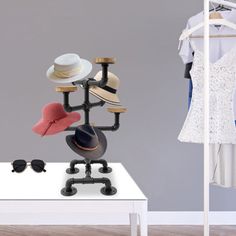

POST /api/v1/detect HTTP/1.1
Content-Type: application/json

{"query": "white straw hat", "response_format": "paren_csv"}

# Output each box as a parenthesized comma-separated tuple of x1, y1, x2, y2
(89, 71, 121, 105)
(47, 53, 92, 83)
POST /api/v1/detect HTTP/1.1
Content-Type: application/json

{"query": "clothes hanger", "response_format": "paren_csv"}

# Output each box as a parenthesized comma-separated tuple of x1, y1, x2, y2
(209, 2, 224, 19)
(209, 3, 231, 11)
(209, 1, 231, 15)
(179, 18, 236, 40)
(210, 0, 236, 9)
(179, 0, 236, 40)
(179, 19, 236, 40)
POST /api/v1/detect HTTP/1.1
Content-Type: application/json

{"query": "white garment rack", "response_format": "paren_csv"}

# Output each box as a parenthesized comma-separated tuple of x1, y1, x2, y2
(204, 1, 236, 236)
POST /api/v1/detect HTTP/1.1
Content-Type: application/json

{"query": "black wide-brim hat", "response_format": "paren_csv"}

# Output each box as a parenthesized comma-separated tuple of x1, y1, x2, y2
(66, 126, 107, 159)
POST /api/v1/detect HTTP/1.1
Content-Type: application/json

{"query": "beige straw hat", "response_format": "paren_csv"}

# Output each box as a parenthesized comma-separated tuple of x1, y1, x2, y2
(89, 71, 121, 105)
(47, 53, 92, 84)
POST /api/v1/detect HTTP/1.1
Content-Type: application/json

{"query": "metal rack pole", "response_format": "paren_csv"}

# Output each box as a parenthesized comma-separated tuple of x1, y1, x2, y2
(204, 0, 210, 235)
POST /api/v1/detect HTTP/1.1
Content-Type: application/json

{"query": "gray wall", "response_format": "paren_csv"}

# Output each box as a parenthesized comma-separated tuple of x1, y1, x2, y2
(0, 0, 236, 211)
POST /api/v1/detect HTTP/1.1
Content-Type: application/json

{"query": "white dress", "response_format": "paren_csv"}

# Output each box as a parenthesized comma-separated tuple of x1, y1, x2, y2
(178, 43, 236, 143)
(179, 10, 236, 118)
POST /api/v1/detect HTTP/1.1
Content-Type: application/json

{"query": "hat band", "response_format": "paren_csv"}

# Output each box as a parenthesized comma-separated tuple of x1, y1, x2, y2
(73, 139, 98, 151)
(41, 120, 56, 137)
(103, 85, 117, 94)
(53, 66, 81, 78)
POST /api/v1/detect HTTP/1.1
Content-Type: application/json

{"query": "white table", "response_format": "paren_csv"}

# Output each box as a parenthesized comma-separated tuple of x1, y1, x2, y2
(0, 162, 147, 236)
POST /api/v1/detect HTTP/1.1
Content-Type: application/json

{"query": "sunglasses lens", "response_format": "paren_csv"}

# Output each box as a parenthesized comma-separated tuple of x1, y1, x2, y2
(31, 159, 45, 172)
(12, 159, 27, 173)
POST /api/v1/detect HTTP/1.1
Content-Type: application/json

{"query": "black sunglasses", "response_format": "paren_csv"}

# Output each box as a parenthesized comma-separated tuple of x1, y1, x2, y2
(11, 159, 46, 173)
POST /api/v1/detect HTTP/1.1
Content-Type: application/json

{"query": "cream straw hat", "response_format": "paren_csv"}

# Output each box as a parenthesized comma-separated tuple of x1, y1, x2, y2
(47, 53, 92, 84)
(89, 71, 121, 105)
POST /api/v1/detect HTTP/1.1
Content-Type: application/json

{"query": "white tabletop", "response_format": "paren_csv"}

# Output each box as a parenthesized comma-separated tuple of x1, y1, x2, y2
(0, 163, 146, 200)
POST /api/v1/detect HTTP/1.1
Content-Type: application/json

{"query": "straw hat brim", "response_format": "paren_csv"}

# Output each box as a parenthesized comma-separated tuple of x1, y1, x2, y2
(32, 112, 81, 136)
(66, 127, 107, 159)
(47, 59, 92, 84)
(89, 86, 121, 105)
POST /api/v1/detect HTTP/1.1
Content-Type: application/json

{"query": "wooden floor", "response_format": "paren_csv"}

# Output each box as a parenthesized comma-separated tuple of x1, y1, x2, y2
(0, 226, 236, 236)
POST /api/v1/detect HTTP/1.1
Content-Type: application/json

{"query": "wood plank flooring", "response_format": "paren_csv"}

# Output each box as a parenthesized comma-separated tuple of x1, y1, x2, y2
(0, 225, 236, 236)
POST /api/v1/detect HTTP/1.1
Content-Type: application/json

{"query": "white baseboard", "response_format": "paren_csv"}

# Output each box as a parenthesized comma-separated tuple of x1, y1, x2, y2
(148, 211, 236, 225)
(1, 212, 236, 225)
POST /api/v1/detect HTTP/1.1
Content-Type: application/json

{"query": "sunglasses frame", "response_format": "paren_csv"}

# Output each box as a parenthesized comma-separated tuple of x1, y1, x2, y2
(11, 159, 46, 173)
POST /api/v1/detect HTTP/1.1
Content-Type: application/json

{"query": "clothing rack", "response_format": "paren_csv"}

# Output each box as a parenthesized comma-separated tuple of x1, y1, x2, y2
(178, 1, 236, 234)
(204, 1, 236, 235)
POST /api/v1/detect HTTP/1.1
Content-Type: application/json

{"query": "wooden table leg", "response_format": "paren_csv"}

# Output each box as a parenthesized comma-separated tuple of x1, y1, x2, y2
(129, 213, 138, 236)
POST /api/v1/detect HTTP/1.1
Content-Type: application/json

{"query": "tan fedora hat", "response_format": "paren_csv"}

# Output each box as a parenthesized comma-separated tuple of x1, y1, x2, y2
(89, 71, 121, 105)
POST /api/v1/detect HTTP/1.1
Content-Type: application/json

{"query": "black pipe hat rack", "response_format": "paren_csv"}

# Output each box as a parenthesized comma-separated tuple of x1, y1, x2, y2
(57, 57, 127, 196)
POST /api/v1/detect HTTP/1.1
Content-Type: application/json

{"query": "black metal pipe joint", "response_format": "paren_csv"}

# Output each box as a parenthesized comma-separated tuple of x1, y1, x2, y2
(70, 159, 85, 170)
(63, 92, 84, 112)
(65, 177, 112, 192)
(86, 64, 109, 88)
(90, 159, 108, 168)
(63, 92, 105, 113)
(67, 159, 112, 175)
(95, 113, 120, 131)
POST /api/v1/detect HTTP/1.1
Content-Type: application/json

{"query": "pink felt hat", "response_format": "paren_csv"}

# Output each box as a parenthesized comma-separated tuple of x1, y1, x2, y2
(32, 103, 81, 136)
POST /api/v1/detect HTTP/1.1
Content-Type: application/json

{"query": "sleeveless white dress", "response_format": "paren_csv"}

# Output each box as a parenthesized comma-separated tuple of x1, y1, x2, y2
(178, 44, 236, 144)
